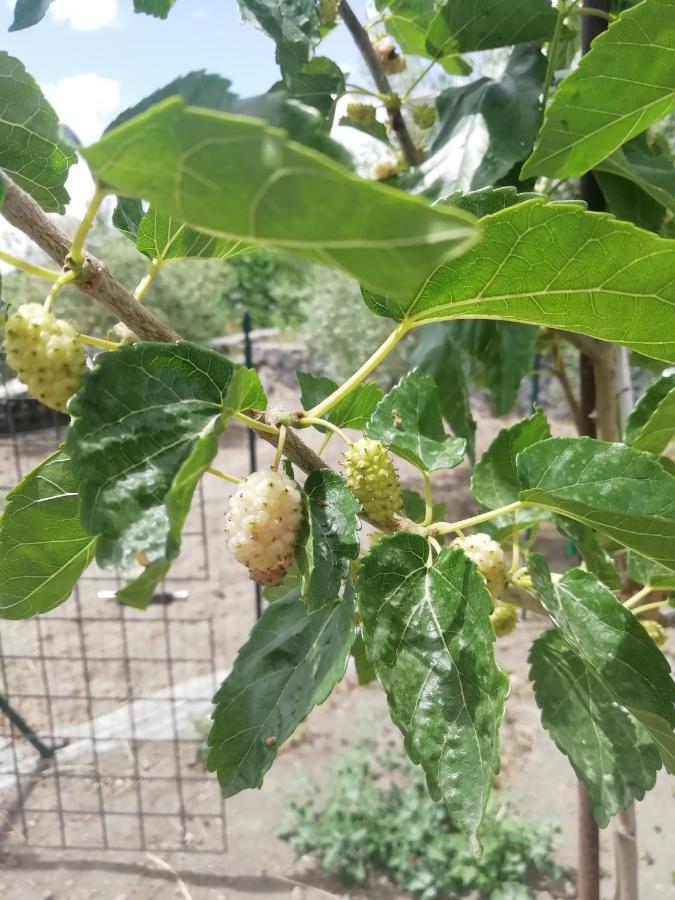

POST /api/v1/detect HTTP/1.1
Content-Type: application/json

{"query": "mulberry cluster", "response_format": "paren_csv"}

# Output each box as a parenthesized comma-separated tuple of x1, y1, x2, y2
(343, 437, 402, 523)
(490, 603, 519, 637)
(373, 36, 407, 74)
(319, 0, 339, 26)
(641, 619, 667, 647)
(3, 303, 86, 413)
(412, 104, 437, 129)
(347, 102, 376, 126)
(453, 532, 507, 600)
(225, 469, 303, 586)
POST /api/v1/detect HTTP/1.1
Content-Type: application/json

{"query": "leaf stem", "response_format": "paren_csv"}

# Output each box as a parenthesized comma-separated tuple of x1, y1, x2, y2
(623, 584, 653, 609)
(573, 6, 614, 21)
(510, 523, 521, 572)
(273, 425, 287, 470)
(541, 0, 570, 109)
(77, 333, 120, 351)
(318, 431, 334, 456)
(43, 269, 78, 313)
(401, 56, 438, 102)
(298, 416, 351, 445)
(233, 411, 279, 435)
(207, 467, 241, 485)
(69, 188, 107, 269)
(134, 259, 162, 303)
(0, 250, 60, 281)
(422, 471, 434, 526)
(431, 501, 526, 536)
(307, 322, 409, 420)
(631, 599, 668, 617)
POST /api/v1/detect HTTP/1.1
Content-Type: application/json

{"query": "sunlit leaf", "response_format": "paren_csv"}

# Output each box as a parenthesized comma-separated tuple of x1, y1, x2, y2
(624, 372, 675, 455)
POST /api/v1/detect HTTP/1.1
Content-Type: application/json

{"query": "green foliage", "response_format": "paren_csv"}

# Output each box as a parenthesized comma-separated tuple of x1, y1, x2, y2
(296, 470, 360, 610)
(8, 0, 50, 31)
(426, 0, 556, 55)
(297, 372, 383, 431)
(517, 437, 675, 569)
(283, 740, 561, 898)
(522, 0, 675, 179)
(357, 535, 509, 844)
(134, 0, 177, 17)
(82, 98, 478, 298)
(0, 51, 76, 212)
(365, 200, 675, 363)
(236, 0, 320, 79)
(0, 451, 95, 619)
(208, 591, 355, 796)
(365, 369, 466, 472)
(67, 343, 264, 607)
(624, 371, 675, 454)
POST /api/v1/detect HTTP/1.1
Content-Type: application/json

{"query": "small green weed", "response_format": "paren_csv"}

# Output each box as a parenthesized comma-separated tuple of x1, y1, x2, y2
(281, 739, 562, 899)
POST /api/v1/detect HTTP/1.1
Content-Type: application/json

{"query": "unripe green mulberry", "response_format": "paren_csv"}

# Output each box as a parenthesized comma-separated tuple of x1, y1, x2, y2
(412, 104, 436, 129)
(343, 438, 402, 523)
(225, 469, 303, 586)
(3, 303, 86, 414)
(347, 102, 376, 126)
(319, 0, 339, 26)
(641, 619, 667, 647)
(453, 532, 507, 600)
(490, 603, 519, 637)
(373, 36, 407, 74)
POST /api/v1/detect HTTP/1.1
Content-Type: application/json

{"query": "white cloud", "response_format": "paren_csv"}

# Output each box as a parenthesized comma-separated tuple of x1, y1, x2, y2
(50, 0, 118, 31)
(44, 74, 121, 215)
(44, 73, 121, 145)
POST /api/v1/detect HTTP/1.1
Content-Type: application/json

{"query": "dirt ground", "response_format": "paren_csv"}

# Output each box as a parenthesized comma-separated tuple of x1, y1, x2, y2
(0, 380, 674, 899)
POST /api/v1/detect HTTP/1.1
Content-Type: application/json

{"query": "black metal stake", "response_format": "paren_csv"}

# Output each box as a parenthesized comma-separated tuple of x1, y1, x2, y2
(0, 692, 55, 760)
(243, 313, 263, 620)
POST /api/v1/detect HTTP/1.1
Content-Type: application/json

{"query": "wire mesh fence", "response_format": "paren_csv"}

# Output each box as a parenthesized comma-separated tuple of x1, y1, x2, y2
(0, 328, 264, 856)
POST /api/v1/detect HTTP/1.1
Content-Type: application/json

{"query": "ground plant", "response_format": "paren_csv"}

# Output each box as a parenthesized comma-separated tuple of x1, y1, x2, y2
(283, 739, 562, 899)
(0, 1, 673, 899)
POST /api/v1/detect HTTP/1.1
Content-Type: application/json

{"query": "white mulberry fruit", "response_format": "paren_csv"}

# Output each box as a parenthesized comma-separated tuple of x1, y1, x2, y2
(373, 158, 400, 181)
(225, 469, 303, 586)
(641, 619, 667, 647)
(490, 603, 519, 637)
(373, 36, 407, 74)
(343, 438, 402, 523)
(412, 104, 437, 129)
(3, 303, 86, 413)
(319, 0, 339, 26)
(453, 532, 507, 600)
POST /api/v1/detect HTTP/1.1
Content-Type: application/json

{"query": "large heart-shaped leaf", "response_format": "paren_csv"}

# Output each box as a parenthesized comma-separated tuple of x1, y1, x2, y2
(522, 0, 675, 179)
(0, 450, 96, 619)
(426, 0, 556, 55)
(207, 590, 355, 796)
(366, 369, 466, 472)
(82, 98, 478, 299)
(296, 470, 360, 611)
(357, 534, 509, 843)
(0, 51, 76, 212)
(517, 437, 675, 569)
(363, 201, 675, 363)
(529, 557, 675, 775)
(624, 372, 675, 455)
(472, 409, 550, 531)
(67, 342, 265, 608)
(529, 628, 661, 826)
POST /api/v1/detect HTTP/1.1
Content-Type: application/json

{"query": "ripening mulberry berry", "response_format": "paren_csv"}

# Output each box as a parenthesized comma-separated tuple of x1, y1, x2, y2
(373, 158, 400, 180)
(225, 469, 303, 586)
(343, 438, 402, 523)
(3, 303, 86, 414)
(453, 532, 507, 600)
(347, 102, 376, 126)
(641, 619, 667, 647)
(106, 322, 137, 345)
(373, 36, 407, 74)
(319, 0, 339, 26)
(412, 104, 436, 129)
(490, 603, 519, 637)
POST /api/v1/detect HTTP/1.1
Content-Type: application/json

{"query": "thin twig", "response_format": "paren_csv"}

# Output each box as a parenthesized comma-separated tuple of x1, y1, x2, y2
(551, 340, 584, 432)
(338, 0, 421, 168)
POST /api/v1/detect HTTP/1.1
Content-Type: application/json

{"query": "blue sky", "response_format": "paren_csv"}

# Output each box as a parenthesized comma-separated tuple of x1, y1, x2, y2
(1, 1, 364, 115)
